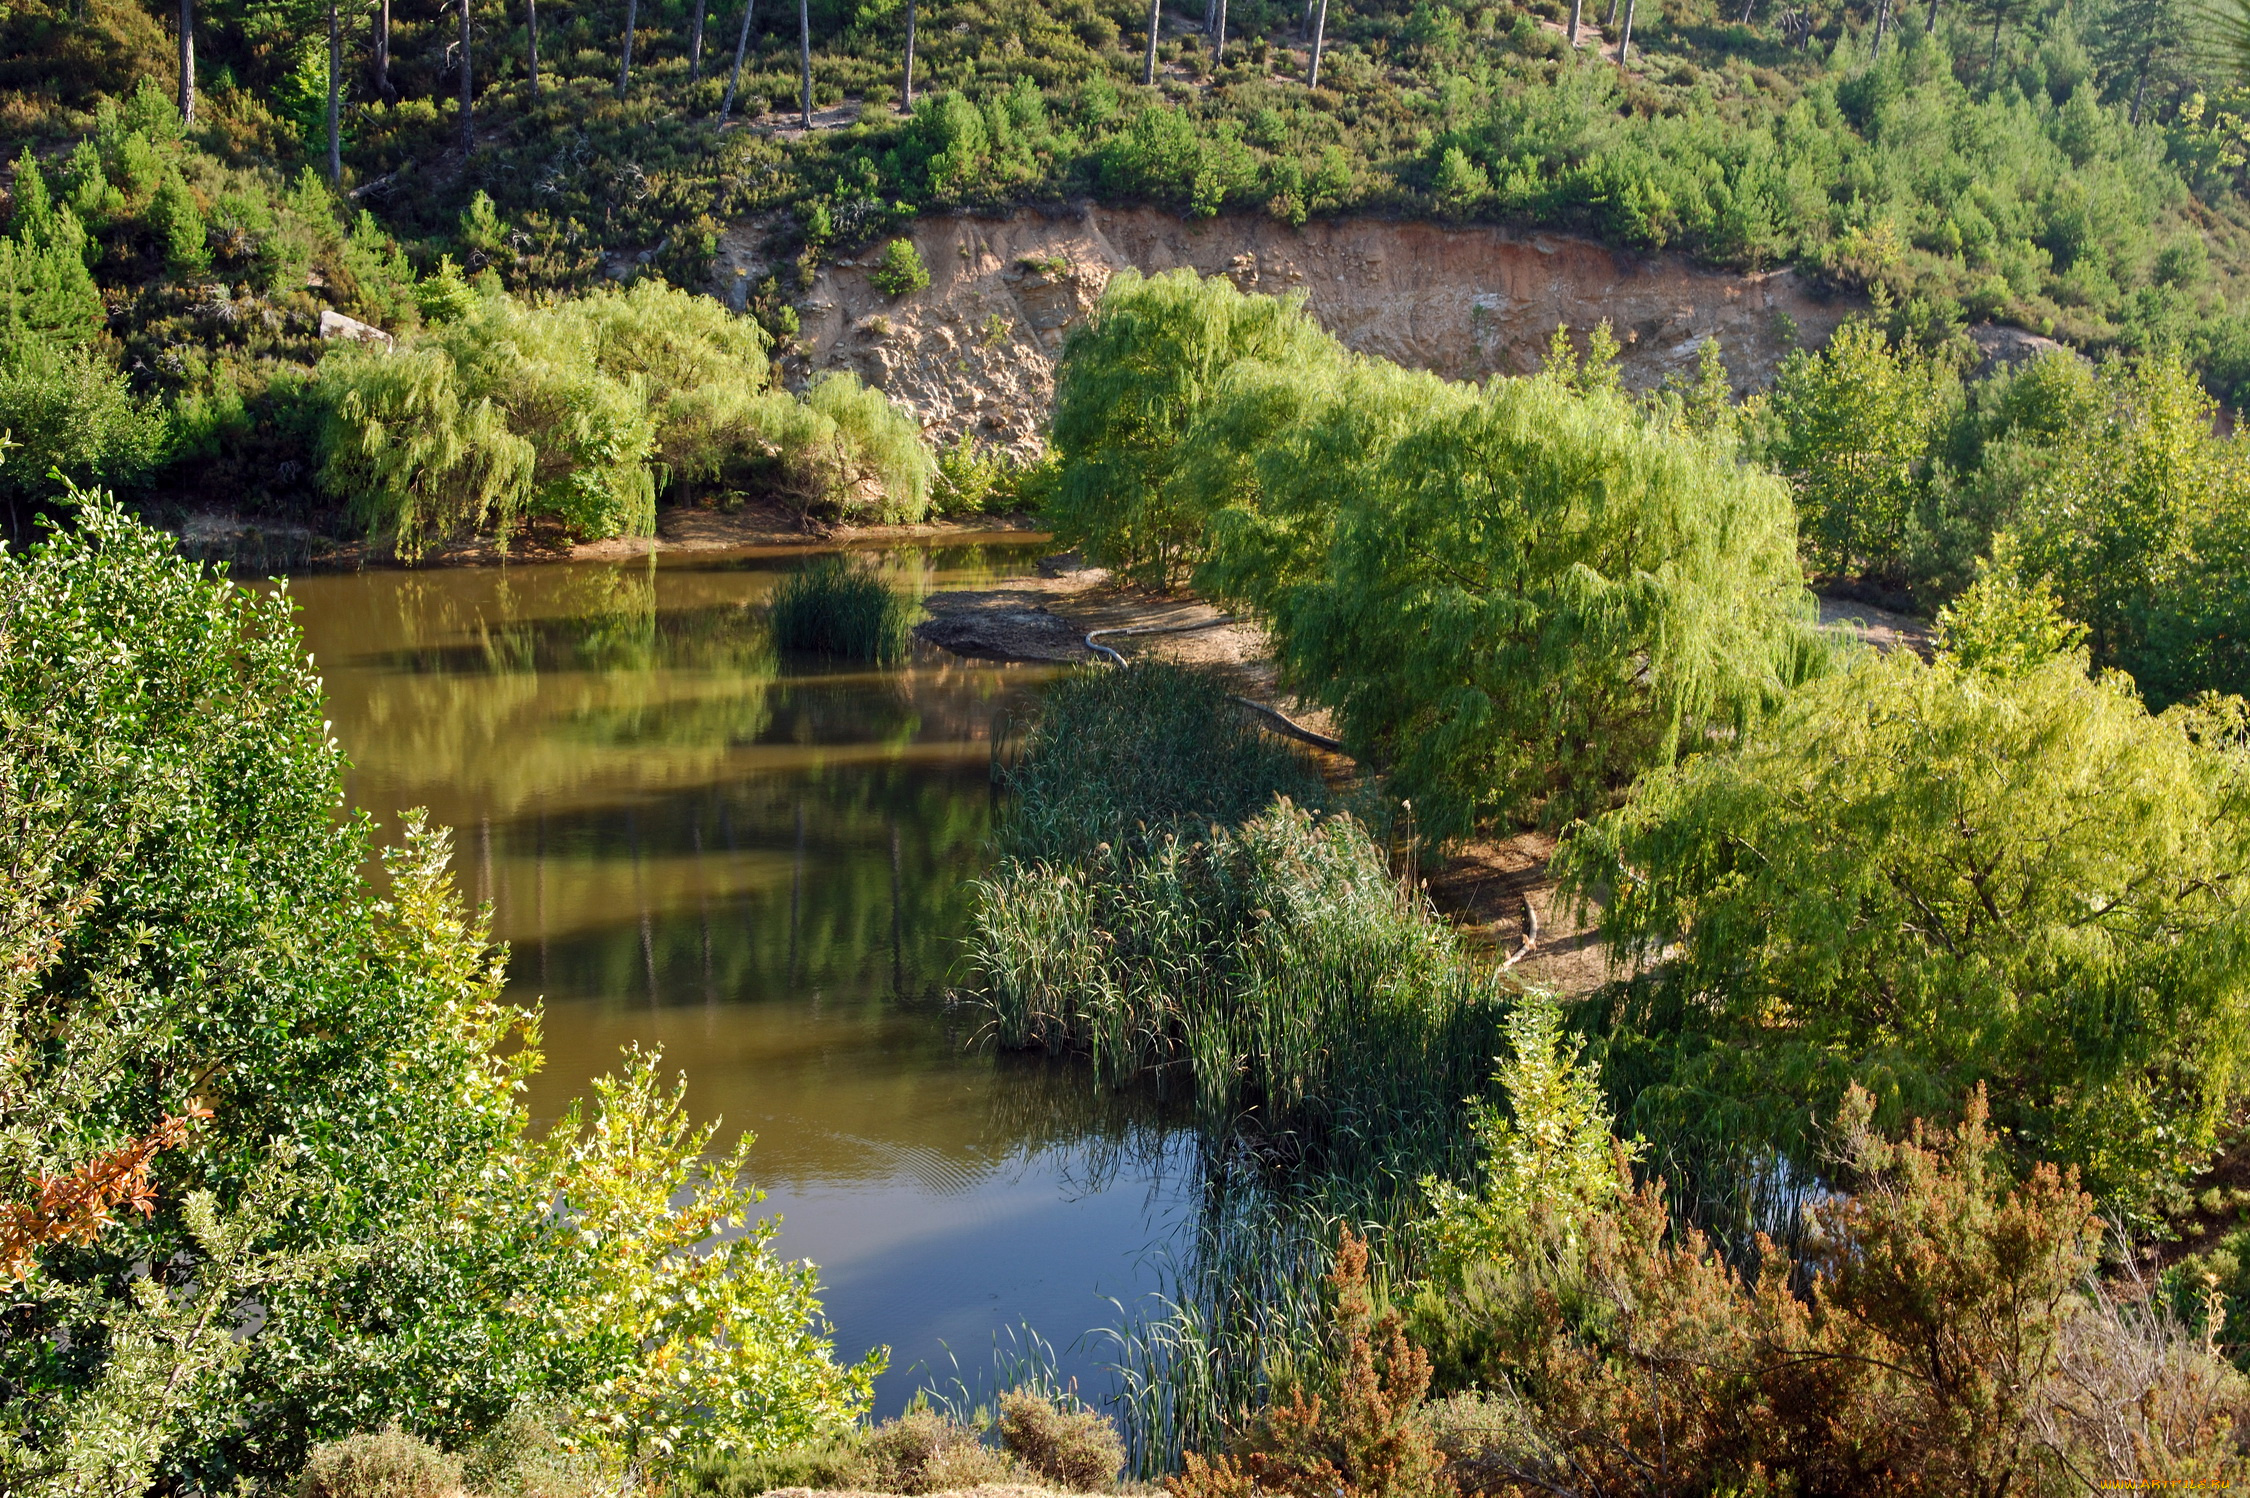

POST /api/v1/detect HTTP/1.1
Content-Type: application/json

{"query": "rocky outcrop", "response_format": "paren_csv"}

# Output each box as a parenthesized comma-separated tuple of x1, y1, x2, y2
(730, 206, 1862, 455)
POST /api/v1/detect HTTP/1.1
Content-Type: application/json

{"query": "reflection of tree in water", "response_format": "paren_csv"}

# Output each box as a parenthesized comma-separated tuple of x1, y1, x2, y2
(975, 1052, 1190, 1195)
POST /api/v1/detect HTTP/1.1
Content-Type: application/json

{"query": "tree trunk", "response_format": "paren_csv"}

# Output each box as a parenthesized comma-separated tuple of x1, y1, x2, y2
(459, 0, 474, 150)
(798, 0, 811, 128)
(1925, 0, 1938, 31)
(617, 0, 637, 93)
(1144, 0, 1161, 83)
(1738, 0, 1754, 24)
(690, 0, 707, 78)
(1307, 0, 1327, 84)
(1988, 5, 2003, 72)
(1212, 0, 1225, 63)
(178, 0, 195, 125)
(719, 0, 756, 118)
(902, 0, 916, 104)
(526, 0, 540, 98)
(2130, 44, 2153, 123)
(1871, 0, 1889, 54)
(1204, 0, 1216, 37)
(327, 0, 342, 181)
(1567, 0, 1581, 44)
(1602, 0, 1619, 30)
(1616, 0, 1634, 60)
(374, 0, 396, 100)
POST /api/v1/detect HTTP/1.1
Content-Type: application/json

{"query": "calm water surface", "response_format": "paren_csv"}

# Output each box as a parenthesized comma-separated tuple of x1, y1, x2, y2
(285, 540, 1191, 1410)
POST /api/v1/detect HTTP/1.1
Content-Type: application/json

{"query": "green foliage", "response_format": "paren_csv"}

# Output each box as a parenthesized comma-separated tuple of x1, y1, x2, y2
(0, 496, 877, 1483)
(2014, 353, 2250, 707)
(1557, 645, 2250, 1220)
(768, 556, 917, 662)
(969, 796, 1508, 1175)
(147, 170, 211, 278)
(1415, 991, 1628, 1283)
(321, 280, 930, 554)
(0, 337, 168, 508)
(869, 236, 933, 296)
(993, 660, 1332, 864)
(0, 157, 103, 347)
(295, 1428, 462, 1498)
(1047, 270, 1346, 588)
(1931, 534, 2087, 676)
(1763, 318, 1956, 584)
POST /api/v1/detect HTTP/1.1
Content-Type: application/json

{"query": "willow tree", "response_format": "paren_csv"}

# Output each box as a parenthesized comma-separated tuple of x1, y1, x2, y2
(1558, 640, 2250, 1223)
(1202, 367, 1824, 836)
(1047, 269, 1346, 587)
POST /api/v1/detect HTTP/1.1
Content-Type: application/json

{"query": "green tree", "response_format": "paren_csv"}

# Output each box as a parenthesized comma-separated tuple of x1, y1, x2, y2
(2016, 353, 2250, 708)
(1558, 646, 2250, 1221)
(1198, 361, 1827, 835)
(1047, 269, 1347, 587)
(0, 495, 877, 1483)
(1763, 319, 1954, 584)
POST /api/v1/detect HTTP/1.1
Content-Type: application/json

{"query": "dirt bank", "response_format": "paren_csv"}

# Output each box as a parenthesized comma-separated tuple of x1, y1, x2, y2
(719, 206, 1860, 455)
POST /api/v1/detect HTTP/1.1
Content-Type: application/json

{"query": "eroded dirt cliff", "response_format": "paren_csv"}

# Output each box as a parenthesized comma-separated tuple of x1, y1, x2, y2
(716, 206, 1861, 454)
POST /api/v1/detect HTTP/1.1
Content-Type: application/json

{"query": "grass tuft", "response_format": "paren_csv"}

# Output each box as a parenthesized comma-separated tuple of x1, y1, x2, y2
(770, 555, 918, 663)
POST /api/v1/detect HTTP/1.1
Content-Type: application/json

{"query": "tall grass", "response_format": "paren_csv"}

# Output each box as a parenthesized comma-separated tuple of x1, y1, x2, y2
(770, 556, 918, 663)
(997, 661, 1335, 863)
(967, 660, 1521, 1472)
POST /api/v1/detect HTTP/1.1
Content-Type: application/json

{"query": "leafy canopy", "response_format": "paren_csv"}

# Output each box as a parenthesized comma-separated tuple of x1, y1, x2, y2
(1558, 645, 2250, 1219)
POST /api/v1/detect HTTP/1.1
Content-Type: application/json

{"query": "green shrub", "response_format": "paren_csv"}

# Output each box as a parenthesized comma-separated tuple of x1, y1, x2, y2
(995, 660, 1331, 864)
(969, 797, 1507, 1173)
(295, 1428, 461, 1498)
(769, 555, 917, 662)
(869, 237, 932, 296)
(1192, 336, 1834, 837)
(146, 169, 210, 278)
(997, 1391, 1125, 1491)
(1047, 269, 1346, 588)
(0, 338, 168, 512)
(316, 279, 927, 555)
(683, 1432, 870, 1496)
(1558, 645, 2250, 1223)
(862, 1408, 1017, 1493)
(461, 1405, 605, 1498)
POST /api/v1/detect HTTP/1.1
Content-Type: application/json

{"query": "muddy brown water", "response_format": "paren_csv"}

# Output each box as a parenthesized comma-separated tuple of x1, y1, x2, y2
(283, 539, 1193, 1413)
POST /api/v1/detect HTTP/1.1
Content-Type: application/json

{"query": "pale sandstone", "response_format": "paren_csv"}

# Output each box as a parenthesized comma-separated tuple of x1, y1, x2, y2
(717, 206, 1861, 458)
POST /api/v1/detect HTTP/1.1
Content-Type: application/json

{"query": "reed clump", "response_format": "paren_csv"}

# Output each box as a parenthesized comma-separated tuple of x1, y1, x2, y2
(998, 660, 1334, 863)
(770, 556, 918, 663)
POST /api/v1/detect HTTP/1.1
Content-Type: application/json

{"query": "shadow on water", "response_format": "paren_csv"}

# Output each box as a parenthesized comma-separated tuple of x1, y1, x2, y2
(283, 540, 1204, 1412)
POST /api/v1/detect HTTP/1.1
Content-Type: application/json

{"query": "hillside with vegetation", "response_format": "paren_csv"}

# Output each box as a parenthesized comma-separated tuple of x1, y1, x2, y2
(1, 0, 2250, 547)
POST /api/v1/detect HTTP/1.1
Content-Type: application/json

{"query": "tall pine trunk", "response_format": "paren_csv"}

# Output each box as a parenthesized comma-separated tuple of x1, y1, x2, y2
(458, 0, 474, 149)
(719, 0, 756, 118)
(1307, 0, 1327, 84)
(374, 0, 396, 101)
(1144, 0, 1161, 83)
(902, 0, 916, 105)
(618, 0, 637, 93)
(798, 0, 811, 128)
(690, 0, 706, 78)
(1212, 0, 1225, 62)
(1871, 0, 1889, 53)
(1616, 0, 1634, 60)
(526, 0, 540, 98)
(1567, 0, 1581, 44)
(327, 0, 342, 181)
(1925, 0, 1939, 30)
(178, 0, 195, 125)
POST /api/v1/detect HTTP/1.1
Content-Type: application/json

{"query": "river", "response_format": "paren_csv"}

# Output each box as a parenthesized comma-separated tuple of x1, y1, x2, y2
(284, 538, 1192, 1414)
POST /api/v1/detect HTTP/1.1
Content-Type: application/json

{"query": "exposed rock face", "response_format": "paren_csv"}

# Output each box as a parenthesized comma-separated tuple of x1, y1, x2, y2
(318, 308, 395, 348)
(742, 205, 1862, 454)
